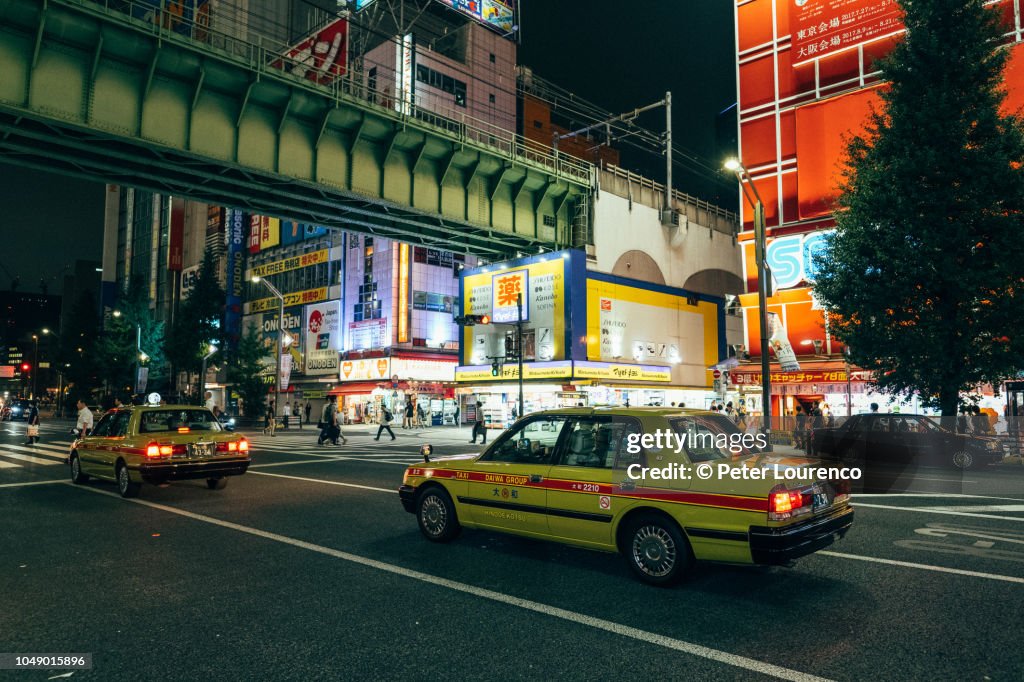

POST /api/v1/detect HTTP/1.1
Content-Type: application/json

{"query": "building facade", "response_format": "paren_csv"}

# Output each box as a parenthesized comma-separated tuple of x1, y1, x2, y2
(732, 0, 1024, 417)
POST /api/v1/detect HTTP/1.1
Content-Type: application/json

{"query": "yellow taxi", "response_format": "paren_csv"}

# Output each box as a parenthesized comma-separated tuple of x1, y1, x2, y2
(400, 407, 854, 585)
(69, 403, 251, 498)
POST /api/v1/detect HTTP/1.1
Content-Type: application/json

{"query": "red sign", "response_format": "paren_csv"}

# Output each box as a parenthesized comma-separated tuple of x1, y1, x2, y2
(730, 369, 872, 385)
(791, 0, 903, 66)
(276, 18, 348, 86)
(167, 198, 185, 271)
(712, 369, 722, 379)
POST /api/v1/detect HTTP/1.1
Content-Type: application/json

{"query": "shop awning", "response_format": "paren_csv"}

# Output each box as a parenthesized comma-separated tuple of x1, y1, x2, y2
(728, 362, 872, 387)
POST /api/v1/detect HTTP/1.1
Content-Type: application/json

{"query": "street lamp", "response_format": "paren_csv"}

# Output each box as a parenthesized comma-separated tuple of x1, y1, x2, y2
(725, 157, 773, 451)
(199, 343, 218, 406)
(113, 310, 148, 396)
(39, 328, 60, 407)
(252, 276, 285, 421)
(31, 334, 38, 400)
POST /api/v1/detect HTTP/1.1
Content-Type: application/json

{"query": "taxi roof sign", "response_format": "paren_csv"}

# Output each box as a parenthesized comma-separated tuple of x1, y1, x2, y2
(146, 392, 162, 406)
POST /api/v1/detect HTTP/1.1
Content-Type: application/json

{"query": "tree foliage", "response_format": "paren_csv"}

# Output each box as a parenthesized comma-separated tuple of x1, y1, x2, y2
(226, 325, 270, 418)
(164, 247, 225, 398)
(95, 276, 167, 398)
(813, 0, 1024, 415)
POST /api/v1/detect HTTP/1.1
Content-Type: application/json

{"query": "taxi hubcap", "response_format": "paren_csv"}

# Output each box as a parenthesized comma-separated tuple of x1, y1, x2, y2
(421, 495, 447, 535)
(953, 451, 972, 469)
(633, 525, 676, 577)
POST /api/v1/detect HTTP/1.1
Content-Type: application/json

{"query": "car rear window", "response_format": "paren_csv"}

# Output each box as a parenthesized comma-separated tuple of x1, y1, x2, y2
(139, 409, 222, 433)
(667, 415, 763, 461)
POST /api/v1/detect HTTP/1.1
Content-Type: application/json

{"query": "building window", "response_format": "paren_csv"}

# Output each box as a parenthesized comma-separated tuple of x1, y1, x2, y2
(489, 53, 496, 63)
(489, 93, 496, 104)
(543, 215, 556, 227)
(533, 120, 543, 129)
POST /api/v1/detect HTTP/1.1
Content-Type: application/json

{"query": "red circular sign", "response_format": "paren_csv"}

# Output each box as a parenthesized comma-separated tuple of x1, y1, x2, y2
(712, 369, 722, 379)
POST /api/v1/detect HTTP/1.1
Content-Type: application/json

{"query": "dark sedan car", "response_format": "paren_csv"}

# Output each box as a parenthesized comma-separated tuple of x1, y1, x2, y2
(810, 413, 1004, 472)
(3, 399, 33, 421)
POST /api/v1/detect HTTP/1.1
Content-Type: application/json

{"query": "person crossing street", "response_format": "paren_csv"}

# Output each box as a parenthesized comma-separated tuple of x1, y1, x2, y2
(374, 405, 396, 441)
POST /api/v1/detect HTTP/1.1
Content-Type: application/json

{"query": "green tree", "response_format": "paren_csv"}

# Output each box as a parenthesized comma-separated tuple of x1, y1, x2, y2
(165, 248, 225, 399)
(226, 325, 270, 419)
(96, 276, 167, 397)
(814, 0, 1024, 417)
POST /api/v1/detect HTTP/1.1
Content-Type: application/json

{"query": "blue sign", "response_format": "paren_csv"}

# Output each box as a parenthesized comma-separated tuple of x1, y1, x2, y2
(225, 208, 247, 351)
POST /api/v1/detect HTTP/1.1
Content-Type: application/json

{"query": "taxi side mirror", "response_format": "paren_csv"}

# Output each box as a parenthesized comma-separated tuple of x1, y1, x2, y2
(516, 438, 532, 453)
(420, 444, 432, 463)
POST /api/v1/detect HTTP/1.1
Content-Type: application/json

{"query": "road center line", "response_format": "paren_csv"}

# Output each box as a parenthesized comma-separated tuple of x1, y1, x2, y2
(852, 502, 1024, 522)
(852, 493, 1024, 501)
(65, 483, 831, 682)
(819, 551, 1024, 584)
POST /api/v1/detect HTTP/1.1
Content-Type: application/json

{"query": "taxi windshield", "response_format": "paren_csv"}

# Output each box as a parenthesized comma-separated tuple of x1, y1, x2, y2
(667, 415, 764, 462)
(139, 409, 222, 433)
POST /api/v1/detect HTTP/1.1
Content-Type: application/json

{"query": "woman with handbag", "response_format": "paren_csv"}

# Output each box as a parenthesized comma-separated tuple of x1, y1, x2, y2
(24, 401, 40, 445)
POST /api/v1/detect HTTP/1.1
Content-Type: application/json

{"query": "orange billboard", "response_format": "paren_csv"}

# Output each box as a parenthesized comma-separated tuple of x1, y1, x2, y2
(739, 287, 843, 359)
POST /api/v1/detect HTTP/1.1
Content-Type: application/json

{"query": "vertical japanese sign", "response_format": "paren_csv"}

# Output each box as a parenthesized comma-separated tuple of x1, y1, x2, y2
(398, 243, 410, 342)
(396, 33, 414, 114)
(167, 198, 185, 271)
(225, 208, 247, 351)
(304, 301, 341, 376)
(791, 0, 903, 66)
(491, 269, 529, 323)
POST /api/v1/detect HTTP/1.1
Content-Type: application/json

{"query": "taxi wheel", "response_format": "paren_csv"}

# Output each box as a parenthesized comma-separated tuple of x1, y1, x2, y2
(416, 486, 461, 542)
(70, 453, 89, 484)
(952, 450, 974, 470)
(116, 462, 141, 499)
(207, 477, 228, 490)
(624, 514, 690, 586)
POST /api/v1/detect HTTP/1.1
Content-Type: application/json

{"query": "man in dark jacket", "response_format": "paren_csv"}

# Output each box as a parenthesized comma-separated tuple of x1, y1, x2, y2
(469, 401, 487, 444)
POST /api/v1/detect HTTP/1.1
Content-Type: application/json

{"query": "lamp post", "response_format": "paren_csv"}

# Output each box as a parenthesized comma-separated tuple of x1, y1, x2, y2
(252, 276, 285, 421)
(40, 328, 60, 408)
(725, 158, 773, 451)
(112, 310, 148, 397)
(199, 343, 218, 406)
(31, 334, 39, 400)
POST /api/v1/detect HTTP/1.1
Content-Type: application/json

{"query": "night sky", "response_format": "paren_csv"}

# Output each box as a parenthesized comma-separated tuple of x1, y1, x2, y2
(0, 1, 738, 295)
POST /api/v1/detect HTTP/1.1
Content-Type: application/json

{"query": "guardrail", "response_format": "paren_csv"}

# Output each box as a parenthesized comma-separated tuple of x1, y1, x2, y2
(61, 0, 594, 186)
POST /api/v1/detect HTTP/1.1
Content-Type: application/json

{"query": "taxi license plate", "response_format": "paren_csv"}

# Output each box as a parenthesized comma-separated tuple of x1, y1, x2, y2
(188, 443, 214, 458)
(813, 490, 830, 510)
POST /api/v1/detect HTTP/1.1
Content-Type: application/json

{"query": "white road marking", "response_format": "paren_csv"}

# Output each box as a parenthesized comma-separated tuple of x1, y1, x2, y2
(0, 460, 21, 468)
(922, 505, 1024, 513)
(3, 443, 67, 458)
(0, 451, 61, 466)
(250, 458, 349, 468)
(852, 502, 1024, 522)
(819, 551, 1024, 584)
(853, 493, 1024, 501)
(248, 471, 396, 494)
(0, 479, 66, 488)
(67, 483, 832, 682)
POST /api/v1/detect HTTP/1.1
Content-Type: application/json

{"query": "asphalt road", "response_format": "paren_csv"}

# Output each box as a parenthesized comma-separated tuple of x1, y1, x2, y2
(1, 418, 1022, 681)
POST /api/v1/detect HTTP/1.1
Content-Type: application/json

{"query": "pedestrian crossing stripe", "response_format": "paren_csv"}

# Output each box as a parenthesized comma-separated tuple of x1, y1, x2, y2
(0, 450, 62, 465)
(0, 460, 20, 468)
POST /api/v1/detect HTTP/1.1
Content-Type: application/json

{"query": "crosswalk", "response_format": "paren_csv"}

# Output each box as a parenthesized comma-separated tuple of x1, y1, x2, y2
(0, 440, 70, 468)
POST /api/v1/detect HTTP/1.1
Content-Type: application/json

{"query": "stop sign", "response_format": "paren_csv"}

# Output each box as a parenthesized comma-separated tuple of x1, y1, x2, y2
(712, 369, 722, 379)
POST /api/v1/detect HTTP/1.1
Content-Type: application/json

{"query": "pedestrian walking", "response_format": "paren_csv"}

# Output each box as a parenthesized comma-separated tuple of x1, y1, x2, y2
(293, 401, 302, 429)
(24, 401, 40, 445)
(469, 401, 487, 444)
(76, 400, 94, 437)
(318, 400, 347, 445)
(304, 400, 312, 424)
(204, 391, 215, 411)
(374, 405, 396, 441)
(453, 404, 460, 427)
(282, 401, 291, 430)
(794, 405, 807, 450)
(264, 400, 276, 436)
(416, 401, 428, 429)
(403, 400, 413, 429)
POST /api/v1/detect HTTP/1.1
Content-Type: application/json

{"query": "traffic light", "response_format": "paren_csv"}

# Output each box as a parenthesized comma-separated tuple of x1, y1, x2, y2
(20, 363, 30, 372)
(490, 361, 501, 377)
(454, 314, 491, 326)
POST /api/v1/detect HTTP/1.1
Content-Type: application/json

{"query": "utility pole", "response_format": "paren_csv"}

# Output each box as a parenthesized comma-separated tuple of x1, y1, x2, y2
(664, 91, 672, 218)
(517, 292, 524, 420)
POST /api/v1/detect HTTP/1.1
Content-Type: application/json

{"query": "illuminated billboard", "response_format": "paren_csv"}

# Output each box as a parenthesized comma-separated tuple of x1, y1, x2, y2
(277, 18, 348, 85)
(790, 0, 903, 66)
(436, 0, 516, 34)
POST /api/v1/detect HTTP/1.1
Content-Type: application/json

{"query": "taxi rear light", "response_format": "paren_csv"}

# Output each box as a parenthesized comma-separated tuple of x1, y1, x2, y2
(177, 427, 190, 433)
(145, 443, 160, 458)
(768, 485, 804, 520)
(238, 439, 249, 452)
(159, 445, 173, 456)
(228, 442, 237, 452)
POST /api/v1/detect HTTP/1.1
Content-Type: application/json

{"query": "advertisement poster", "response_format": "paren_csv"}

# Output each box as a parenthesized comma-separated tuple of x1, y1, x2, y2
(767, 311, 801, 371)
(491, 269, 529, 323)
(791, 0, 903, 66)
(279, 353, 292, 392)
(349, 319, 389, 350)
(305, 301, 342, 376)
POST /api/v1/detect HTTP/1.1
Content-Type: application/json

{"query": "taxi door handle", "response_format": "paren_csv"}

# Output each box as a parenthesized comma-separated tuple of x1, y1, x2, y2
(530, 474, 543, 483)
